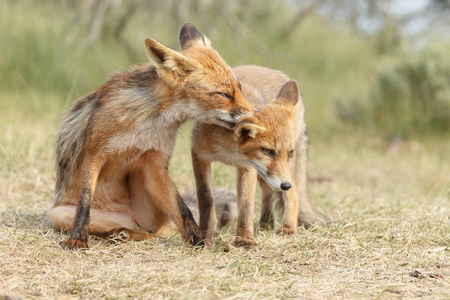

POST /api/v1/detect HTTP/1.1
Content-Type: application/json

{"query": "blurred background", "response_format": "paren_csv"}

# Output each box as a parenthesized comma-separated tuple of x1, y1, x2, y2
(1, 4, 448, 297)
(1, 0, 449, 140)
(1, 0, 449, 203)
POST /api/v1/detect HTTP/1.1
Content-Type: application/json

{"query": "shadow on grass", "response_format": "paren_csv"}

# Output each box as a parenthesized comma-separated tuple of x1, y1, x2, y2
(0, 210, 51, 231)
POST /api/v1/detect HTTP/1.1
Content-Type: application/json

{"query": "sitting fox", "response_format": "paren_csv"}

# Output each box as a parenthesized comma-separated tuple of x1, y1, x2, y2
(191, 65, 329, 248)
(46, 23, 254, 249)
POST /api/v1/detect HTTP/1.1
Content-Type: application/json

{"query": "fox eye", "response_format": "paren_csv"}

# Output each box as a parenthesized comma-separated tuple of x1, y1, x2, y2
(217, 92, 233, 100)
(288, 150, 295, 158)
(262, 148, 275, 157)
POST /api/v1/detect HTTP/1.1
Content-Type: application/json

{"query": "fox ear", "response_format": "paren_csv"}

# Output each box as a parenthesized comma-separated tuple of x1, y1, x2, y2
(179, 22, 210, 50)
(234, 119, 266, 143)
(145, 38, 198, 81)
(275, 80, 299, 107)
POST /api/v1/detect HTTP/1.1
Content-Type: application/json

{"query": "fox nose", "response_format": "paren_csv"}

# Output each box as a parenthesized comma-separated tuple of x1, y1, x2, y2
(280, 182, 292, 191)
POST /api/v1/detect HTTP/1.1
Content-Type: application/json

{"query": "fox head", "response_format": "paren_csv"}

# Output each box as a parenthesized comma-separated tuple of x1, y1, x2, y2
(233, 81, 300, 191)
(144, 23, 254, 129)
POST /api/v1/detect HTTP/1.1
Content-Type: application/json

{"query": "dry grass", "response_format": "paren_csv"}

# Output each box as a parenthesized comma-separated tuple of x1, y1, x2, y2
(1, 1, 448, 298)
(1, 93, 449, 299)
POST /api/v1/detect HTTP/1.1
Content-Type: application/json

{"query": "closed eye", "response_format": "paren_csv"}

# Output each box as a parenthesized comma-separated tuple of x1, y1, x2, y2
(217, 92, 233, 101)
(262, 148, 275, 157)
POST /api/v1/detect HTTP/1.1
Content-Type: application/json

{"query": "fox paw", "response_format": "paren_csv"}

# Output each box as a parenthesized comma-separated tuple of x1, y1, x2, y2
(277, 227, 297, 235)
(186, 228, 206, 247)
(234, 236, 256, 249)
(60, 238, 88, 250)
(108, 228, 155, 243)
(258, 221, 274, 231)
(204, 229, 219, 240)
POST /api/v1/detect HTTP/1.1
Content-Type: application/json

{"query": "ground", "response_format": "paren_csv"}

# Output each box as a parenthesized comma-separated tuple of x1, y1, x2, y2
(0, 110, 448, 298)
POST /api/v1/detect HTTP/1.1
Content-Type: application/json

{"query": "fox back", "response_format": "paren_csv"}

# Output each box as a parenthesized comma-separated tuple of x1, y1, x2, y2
(53, 25, 255, 206)
(191, 66, 328, 242)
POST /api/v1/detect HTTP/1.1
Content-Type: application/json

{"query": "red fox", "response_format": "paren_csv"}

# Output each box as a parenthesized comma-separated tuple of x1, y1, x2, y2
(46, 23, 254, 249)
(191, 65, 329, 248)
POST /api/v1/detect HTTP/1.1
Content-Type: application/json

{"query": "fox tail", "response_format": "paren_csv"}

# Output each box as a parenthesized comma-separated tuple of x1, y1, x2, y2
(182, 187, 237, 228)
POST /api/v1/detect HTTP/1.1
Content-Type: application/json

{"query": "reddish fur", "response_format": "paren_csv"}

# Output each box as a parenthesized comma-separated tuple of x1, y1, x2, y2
(47, 23, 254, 249)
(191, 65, 329, 247)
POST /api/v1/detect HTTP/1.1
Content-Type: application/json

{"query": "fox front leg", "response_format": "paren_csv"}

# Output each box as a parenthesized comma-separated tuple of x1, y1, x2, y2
(192, 152, 217, 239)
(61, 155, 103, 250)
(176, 192, 206, 246)
(235, 167, 257, 248)
(278, 185, 299, 235)
(141, 150, 205, 246)
(61, 187, 91, 249)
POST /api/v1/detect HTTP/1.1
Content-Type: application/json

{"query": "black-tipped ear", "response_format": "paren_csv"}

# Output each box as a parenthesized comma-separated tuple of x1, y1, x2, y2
(276, 80, 299, 107)
(180, 22, 209, 50)
(234, 119, 266, 143)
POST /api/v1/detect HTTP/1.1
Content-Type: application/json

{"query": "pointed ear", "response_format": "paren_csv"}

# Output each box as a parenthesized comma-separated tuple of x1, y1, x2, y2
(234, 119, 266, 143)
(275, 80, 299, 107)
(145, 38, 198, 80)
(179, 22, 210, 50)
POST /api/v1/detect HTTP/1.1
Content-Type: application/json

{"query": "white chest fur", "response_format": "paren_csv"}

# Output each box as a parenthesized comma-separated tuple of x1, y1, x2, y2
(104, 89, 187, 156)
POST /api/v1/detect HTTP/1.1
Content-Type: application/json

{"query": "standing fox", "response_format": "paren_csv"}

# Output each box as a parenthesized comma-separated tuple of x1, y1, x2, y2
(46, 23, 254, 249)
(191, 65, 328, 248)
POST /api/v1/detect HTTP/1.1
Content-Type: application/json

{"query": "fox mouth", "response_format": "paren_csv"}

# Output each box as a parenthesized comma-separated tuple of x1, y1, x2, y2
(250, 161, 285, 191)
(262, 174, 284, 191)
(264, 177, 284, 191)
(214, 110, 253, 129)
(216, 118, 236, 129)
(214, 112, 238, 129)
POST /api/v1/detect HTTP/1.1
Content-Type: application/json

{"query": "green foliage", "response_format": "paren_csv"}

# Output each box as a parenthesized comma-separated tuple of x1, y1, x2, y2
(337, 44, 450, 138)
(0, 1, 135, 101)
(1, 0, 448, 139)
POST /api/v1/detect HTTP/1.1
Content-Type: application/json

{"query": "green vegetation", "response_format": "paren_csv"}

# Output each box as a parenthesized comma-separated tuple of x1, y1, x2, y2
(0, 0, 378, 138)
(1, 1, 448, 299)
(337, 43, 450, 138)
(3, 0, 447, 140)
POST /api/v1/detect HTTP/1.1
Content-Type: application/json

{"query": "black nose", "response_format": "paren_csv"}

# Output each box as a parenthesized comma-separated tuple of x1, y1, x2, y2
(280, 182, 292, 191)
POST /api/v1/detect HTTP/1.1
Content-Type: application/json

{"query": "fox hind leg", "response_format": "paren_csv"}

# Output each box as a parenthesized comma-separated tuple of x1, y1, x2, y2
(47, 205, 153, 243)
(258, 177, 277, 231)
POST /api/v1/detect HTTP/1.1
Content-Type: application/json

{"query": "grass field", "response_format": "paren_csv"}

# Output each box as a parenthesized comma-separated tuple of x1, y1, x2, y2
(1, 1, 449, 299)
(1, 97, 449, 298)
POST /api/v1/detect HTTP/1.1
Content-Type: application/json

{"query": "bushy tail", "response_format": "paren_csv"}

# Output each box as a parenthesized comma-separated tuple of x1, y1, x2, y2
(182, 187, 237, 228)
(54, 93, 98, 205)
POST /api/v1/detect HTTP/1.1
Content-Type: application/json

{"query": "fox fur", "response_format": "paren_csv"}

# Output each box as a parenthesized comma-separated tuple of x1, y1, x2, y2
(191, 65, 329, 248)
(46, 23, 254, 249)
(183, 187, 238, 229)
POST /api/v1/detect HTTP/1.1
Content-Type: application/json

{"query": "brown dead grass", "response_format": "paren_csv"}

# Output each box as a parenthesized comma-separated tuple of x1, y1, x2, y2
(0, 94, 449, 299)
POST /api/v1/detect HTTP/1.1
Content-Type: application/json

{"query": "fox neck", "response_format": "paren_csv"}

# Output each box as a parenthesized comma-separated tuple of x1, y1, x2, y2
(101, 66, 195, 156)
(139, 66, 203, 123)
(202, 126, 254, 168)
